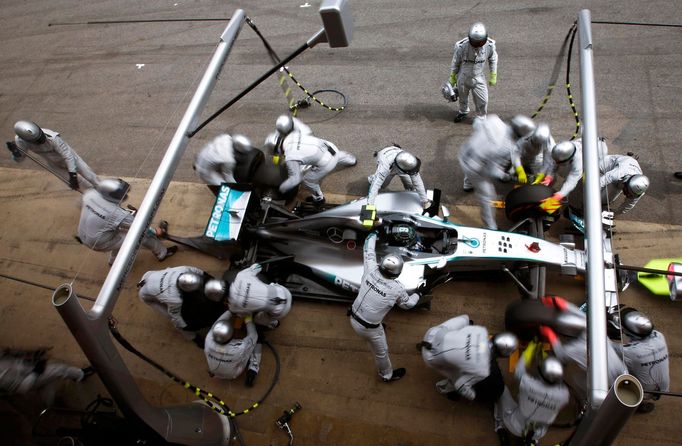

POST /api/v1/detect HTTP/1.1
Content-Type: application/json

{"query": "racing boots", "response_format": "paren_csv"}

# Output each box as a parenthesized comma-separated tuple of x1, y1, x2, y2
(382, 367, 406, 382)
(454, 112, 468, 123)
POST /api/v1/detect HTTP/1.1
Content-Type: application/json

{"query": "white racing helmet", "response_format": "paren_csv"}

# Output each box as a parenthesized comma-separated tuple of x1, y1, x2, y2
(204, 279, 228, 302)
(177, 273, 203, 292)
(491, 332, 518, 358)
(510, 115, 536, 140)
(468, 22, 488, 48)
(14, 120, 45, 143)
(552, 141, 577, 164)
(395, 151, 421, 175)
(379, 254, 404, 279)
(624, 174, 649, 198)
(275, 115, 294, 136)
(212, 320, 234, 344)
(538, 356, 564, 384)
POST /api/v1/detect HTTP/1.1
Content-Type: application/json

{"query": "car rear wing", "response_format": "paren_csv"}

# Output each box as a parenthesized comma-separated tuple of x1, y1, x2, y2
(204, 184, 253, 241)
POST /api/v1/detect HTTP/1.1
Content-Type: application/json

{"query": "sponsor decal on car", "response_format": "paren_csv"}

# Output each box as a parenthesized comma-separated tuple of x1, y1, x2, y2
(526, 242, 541, 253)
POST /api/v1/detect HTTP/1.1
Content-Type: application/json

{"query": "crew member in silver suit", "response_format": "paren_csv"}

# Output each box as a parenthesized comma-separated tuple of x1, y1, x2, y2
(348, 232, 420, 382)
(10, 120, 101, 190)
(204, 311, 258, 380)
(448, 22, 498, 122)
(77, 179, 176, 265)
(420, 314, 517, 403)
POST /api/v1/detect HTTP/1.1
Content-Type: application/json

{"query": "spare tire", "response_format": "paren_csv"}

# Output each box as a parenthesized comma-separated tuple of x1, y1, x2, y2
(504, 184, 555, 222)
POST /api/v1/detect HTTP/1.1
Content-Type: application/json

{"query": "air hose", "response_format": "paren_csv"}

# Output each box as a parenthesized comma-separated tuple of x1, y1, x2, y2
(245, 17, 347, 115)
(108, 317, 281, 418)
(529, 23, 581, 140)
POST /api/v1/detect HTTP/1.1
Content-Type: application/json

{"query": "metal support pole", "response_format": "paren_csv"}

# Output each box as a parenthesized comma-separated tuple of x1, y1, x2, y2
(577, 8, 609, 408)
(54, 10, 247, 445)
(569, 374, 643, 445)
(91, 9, 246, 318)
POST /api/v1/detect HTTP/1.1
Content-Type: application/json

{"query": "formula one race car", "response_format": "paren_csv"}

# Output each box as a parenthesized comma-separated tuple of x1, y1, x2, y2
(196, 181, 587, 303)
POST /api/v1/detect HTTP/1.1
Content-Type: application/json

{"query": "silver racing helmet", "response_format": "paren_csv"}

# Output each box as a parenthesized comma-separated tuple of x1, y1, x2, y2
(232, 134, 254, 154)
(204, 279, 228, 302)
(624, 174, 650, 198)
(552, 141, 577, 164)
(275, 114, 294, 136)
(177, 272, 203, 292)
(620, 308, 654, 338)
(98, 178, 129, 203)
(468, 22, 488, 48)
(14, 120, 46, 143)
(530, 123, 551, 147)
(395, 151, 421, 175)
(491, 332, 518, 358)
(212, 319, 234, 344)
(510, 115, 536, 140)
(379, 254, 404, 279)
(538, 356, 564, 384)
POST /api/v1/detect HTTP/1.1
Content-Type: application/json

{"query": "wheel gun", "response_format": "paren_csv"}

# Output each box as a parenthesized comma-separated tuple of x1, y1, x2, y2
(276, 402, 301, 445)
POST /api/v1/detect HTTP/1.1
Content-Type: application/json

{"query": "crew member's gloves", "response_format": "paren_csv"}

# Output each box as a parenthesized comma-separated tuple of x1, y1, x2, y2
(489, 72, 497, 86)
(68, 172, 80, 190)
(539, 192, 563, 214)
(248, 263, 263, 274)
(360, 204, 377, 229)
(540, 175, 553, 186)
(521, 340, 538, 366)
(449, 72, 458, 86)
(538, 325, 558, 346)
(515, 166, 528, 184)
(532, 173, 545, 185)
(5, 141, 25, 162)
(540, 295, 568, 311)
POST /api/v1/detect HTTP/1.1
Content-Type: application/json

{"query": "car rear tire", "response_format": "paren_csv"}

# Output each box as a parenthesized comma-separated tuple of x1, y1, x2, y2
(504, 184, 554, 222)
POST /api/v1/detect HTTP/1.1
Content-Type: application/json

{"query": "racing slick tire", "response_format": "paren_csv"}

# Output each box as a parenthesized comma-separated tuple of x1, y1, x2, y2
(504, 299, 585, 341)
(504, 184, 554, 222)
(234, 148, 265, 183)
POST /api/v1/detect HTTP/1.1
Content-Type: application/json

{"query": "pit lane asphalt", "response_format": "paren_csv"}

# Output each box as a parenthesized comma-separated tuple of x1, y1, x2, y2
(1, 0, 681, 225)
(0, 1, 681, 445)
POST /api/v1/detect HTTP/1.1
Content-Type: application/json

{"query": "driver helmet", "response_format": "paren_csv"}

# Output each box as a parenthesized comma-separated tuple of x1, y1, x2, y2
(211, 320, 234, 344)
(530, 123, 551, 147)
(491, 332, 518, 358)
(98, 178, 129, 203)
(623, 174, 649, 198)
(14, 120, 45, 143)
(538, 356, 564, 384)
(510, 115, 536, 140)
(275, 115, 294, 137)
(552, 141, 577, 164)
(204, 279, 228, 302)
(389, 223, 417, 246)
(395, 151, 421, 175)
(468, 22, 488, 48)
(177, 272, 203, 292)
(232, 134, 254, 154)
(379, 254, 404, 279)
